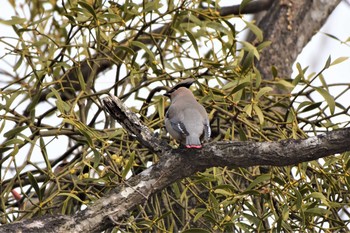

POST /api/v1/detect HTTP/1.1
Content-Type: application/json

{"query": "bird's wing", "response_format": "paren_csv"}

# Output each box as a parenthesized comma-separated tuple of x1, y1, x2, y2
(203, 119, 211, 141)
(166, 106, 189, 136)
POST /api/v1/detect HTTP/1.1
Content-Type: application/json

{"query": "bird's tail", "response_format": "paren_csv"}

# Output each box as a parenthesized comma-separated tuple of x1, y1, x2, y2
(186, 136, 202, 149)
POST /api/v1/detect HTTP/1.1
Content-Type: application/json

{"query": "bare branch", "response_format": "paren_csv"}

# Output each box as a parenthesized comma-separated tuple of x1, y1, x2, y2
(211, 0, 275, 16)
(102, 95, 170, 154)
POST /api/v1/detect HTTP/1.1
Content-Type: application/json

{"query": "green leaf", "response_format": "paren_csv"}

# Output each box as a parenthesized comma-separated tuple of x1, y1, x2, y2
(13, 56, 23, 71)
(130, 41, 155, 61)
(243, 104, 253, 117)
(185, 30, 199, 56)
(318, 74, 328, 92)
(323, 32, 342, 41)
(315, 87, 335, 114)
(229, 82, 251, 96)
(0, 16, 26, 25)
(0, 119, 5, 135)
(74, 68, 85, 91)
(254, 67, 262, 88)
(182, 229, 211, 233)
(323, 55, 331, 69)
(241, 50, 254, 72)
(292, 62, 306, 86)
(158, 97, 165, 119)
(4, 126, 28, 138)
(256, 41, 271, 51)
(63, 118, 94, 146)
(282, 205, 289, 221)
(298, 102, 322, 113)
(306, 192, 329, 206)
(202, 59, 222, 68)
(27, 172, 42, 201)
(296, 101, 314, 112)
(9, 144, 19, 157)
(330, 56, 349, 66)
(236, 222, 252, 232)
(277, 79, 295, 89)
(271, 66, 278, 78)
(304, 207, 332, 216)
(214, 189, 234, 197)
(193, 209, 207, 222)
(39, 137, 51, 171)
(180, 187, 189, 203)
(2, 138, 24, 147)
(242, 212, 261, 226)
(114, 45, 136, 56)
(246, 173, 271, 190)
(256, 87, 273, 100)
(63, 13, 76, 24)
(122, 151, 135, 179)
(295, 189, 302, 210)
(50, 87, 68, 114)
(253, 104, 264, 124)
(222, 19, 237, 41)
(57, 192, 88, 204)
(240, 41, 260, 60)
(244, 20, 263, 42)
(143, 1, 161, 12)
(78, 1, 97, 19)
(92, 148, 101, 169)
(238, 126, 247, 141)
(188, 14, 202, 26)
(29, 15, 52, 27)
(206, 21, 234, 43)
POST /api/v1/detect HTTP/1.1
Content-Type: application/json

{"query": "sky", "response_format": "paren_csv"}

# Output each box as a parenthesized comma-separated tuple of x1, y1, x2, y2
(292, 1, 350, 127)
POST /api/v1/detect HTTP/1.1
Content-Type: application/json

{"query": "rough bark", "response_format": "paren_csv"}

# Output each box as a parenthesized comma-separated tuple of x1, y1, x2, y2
(256, 0, 342, 80)
(102, 95, 170, 154)
(1, 96, 350, 233)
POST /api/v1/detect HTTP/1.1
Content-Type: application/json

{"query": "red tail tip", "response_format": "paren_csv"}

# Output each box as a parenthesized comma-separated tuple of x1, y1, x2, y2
(185, 145, 202, 149)
(11, 189, 22, 201)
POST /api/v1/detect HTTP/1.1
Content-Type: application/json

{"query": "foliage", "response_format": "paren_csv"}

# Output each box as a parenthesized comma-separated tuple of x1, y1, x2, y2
(0, 0, 350, 232)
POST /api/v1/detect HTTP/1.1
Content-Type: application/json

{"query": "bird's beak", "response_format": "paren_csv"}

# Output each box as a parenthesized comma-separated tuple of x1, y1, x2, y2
(164, 92, 170, 97)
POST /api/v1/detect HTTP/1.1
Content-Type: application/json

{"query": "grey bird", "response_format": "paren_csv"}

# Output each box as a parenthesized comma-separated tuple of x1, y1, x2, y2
(164, 86, 210, 148)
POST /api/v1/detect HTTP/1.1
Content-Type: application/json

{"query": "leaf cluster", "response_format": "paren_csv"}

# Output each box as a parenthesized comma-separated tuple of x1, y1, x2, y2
(0, 0, 350, 232)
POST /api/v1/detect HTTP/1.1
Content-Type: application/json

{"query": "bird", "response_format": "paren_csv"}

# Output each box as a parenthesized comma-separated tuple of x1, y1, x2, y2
(164, 86, 210, 148)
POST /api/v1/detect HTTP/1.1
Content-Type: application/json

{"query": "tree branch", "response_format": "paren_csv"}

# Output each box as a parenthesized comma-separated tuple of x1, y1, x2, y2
(33, 0, 276, 104)
(2, 97, 350, 233)
(256, 0, 342, 79)
(102, 95, 170, 154)
(212, 0, 274, 16)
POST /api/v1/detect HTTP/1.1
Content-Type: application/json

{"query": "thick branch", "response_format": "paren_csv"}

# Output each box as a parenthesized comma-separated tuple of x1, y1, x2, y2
(4, 93, 350, 232)
(216, 0, 274, 16)
(256, 0, 341, 79)
(2, 128, 350, 232)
